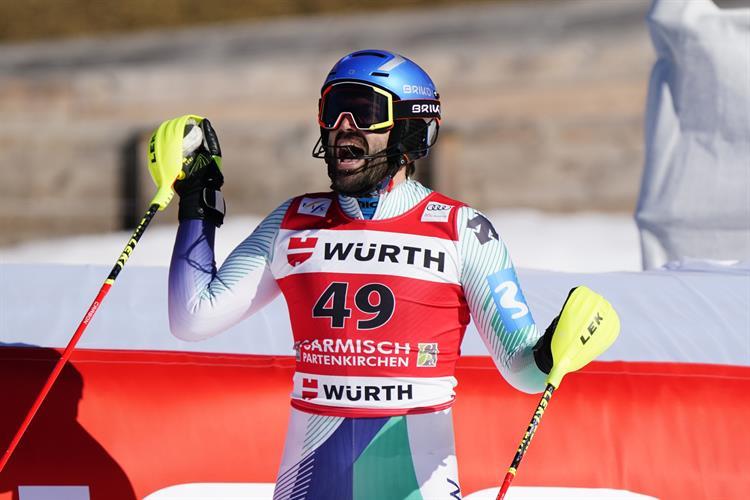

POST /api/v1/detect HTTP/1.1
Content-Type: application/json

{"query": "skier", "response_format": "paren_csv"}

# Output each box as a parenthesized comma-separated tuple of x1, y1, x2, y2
(161, 49, 591, 499)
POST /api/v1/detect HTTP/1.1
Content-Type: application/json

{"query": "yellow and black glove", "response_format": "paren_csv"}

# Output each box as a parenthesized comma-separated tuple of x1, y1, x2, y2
(174, 119, 225, 227)
(147, 115, 225, 226)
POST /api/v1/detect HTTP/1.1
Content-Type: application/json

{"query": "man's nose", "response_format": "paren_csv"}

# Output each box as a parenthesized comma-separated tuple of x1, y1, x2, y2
(337, 113, 357, 131)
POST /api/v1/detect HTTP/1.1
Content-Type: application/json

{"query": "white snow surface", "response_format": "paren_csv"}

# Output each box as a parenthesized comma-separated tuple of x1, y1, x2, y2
(0, 210, 641, 272)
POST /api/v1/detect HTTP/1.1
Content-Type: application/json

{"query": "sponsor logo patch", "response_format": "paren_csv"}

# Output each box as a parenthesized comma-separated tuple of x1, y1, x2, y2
(323, 242, 446, 273)
(302, 378, 318, 399)
(298, 375, 415, 402)
(323, 383, 413, 402)
(402, 84, 436, 98)
(298, 197, 331, 217)
(411, 103, 441, 115)
(467, 213, 498, 245)
(487, 268, 534, 331)
(417, 343, 439, 367)
(287, 236, 318, 266)
(421, 201, 453, 222)
(298, 338, 411, 368)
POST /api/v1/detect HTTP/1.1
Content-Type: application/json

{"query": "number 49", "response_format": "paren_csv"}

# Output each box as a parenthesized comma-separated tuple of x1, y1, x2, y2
(312, 282, 395, 330)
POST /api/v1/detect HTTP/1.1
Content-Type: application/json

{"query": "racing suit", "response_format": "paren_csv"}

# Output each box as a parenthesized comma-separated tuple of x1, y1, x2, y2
(169, 179, 546, 499)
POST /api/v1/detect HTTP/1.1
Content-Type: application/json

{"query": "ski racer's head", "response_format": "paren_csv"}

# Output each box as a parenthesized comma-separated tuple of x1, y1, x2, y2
(312, 49, 441, 196)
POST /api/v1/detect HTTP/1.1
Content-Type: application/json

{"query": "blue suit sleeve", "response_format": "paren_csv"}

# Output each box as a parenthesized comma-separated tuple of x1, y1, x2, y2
(168, 199, 291, 341)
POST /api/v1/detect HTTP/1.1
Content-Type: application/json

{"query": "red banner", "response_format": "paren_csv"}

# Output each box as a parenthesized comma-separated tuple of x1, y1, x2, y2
(1, 347, 747, 499)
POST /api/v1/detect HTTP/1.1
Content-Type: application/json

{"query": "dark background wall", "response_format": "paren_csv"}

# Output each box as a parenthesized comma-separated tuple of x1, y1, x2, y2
(0, 0, 655, 245)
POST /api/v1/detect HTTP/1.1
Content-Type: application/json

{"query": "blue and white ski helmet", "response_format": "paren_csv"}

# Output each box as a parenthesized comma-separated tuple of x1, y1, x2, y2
(323, 49, 440, 102)
(319, 49, 441, 164)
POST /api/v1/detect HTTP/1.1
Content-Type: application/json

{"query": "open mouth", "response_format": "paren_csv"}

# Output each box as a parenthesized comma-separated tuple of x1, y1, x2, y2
(338, 144, 366, 160)
(335, 131, 368, 163)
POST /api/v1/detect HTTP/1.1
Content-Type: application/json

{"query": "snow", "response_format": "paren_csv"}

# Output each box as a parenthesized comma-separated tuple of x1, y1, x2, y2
(0, 209, 641, 272)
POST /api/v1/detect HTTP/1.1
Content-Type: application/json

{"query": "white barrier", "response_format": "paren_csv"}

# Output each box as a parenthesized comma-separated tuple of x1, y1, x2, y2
(1, 263, 748, 366)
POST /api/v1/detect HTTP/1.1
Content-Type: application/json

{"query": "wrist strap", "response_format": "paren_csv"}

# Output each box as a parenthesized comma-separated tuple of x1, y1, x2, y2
(178, 188, 226, 227)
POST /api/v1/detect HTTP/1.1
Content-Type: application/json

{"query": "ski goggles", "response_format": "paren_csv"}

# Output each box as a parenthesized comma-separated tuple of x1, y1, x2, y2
(318, 82, 441, 131)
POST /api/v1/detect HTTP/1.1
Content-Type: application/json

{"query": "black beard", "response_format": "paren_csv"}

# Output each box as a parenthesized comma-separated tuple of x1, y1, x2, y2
(325, 131, 393, 196)
(326, 154, 392, 196)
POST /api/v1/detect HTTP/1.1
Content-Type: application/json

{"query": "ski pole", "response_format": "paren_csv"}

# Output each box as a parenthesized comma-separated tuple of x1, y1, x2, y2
(496, 384, 555, 499)
(496, 286, 620, 500)
(0, 114, 203, 473)
(0, 204, 159, 473)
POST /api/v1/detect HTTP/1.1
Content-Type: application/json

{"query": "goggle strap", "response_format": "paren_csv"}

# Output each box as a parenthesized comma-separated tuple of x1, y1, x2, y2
(393, 100, 441, 120)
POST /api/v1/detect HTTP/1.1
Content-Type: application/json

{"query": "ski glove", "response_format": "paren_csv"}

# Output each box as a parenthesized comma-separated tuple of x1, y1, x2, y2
(174, 119, 226, 227)
(532, 287, 577, 374)
(533, 286, 620, 387)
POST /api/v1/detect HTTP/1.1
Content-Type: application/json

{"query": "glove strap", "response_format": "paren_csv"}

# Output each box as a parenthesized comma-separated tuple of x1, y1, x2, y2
(533, 317, 556, 375)
(178, 187, 226, 227)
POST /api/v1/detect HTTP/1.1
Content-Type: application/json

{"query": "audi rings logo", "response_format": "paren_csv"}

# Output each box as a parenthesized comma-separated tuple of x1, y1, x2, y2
(421, 201, 453, 222)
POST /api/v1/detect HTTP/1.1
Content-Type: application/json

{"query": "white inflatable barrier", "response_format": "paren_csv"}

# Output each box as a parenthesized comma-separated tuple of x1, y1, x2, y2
(2, 263, 747, 366)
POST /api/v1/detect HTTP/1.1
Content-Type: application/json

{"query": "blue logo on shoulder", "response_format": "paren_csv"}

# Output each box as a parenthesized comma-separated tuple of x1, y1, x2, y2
(487, 268, 534, 332)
